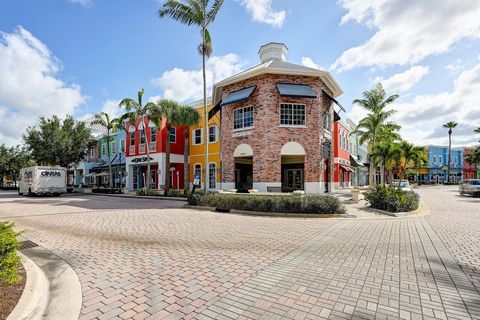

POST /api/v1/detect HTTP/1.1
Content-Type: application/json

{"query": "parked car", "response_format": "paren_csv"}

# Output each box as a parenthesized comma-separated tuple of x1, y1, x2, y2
(391, 180, 412, 192)
(459, 179, 480, 197)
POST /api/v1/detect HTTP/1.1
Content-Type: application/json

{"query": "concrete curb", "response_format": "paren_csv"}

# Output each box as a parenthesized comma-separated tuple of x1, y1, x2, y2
(8, 246, 82, 320)
(367, 199, 431, 218)
(183, 205, 354, 218)
(83, 192, 187, 202)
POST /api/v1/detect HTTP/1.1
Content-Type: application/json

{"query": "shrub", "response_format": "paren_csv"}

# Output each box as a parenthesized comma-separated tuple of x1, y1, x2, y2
(0, 222, 21, 285)
(364, 185, 419, 213)
(92, 188, 121, 194)
(187, 194, 346, 214)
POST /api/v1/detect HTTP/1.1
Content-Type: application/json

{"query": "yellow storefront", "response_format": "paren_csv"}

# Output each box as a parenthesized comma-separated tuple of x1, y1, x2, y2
(188, 98, 221, 190)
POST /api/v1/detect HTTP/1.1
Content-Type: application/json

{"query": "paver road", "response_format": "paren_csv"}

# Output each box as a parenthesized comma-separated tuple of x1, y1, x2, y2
(0, 186, 479, 320)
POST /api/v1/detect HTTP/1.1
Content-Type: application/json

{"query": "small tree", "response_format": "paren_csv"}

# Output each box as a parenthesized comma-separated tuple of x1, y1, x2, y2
(119, 89, 162, 191)
(23, 115, 92, 168)
(370, 142, 400, 185)
(443, 121, 458, 183)
(90, 112, 120, 189)
(175, 106, 200, 193)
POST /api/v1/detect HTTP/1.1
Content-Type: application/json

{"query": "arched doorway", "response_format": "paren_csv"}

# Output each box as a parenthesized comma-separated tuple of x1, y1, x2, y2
(281, 142, 305, 192)
(234, 144, 253, 192)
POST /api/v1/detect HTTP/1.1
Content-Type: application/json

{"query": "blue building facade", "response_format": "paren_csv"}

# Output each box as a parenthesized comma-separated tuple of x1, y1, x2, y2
(94, 130, 127, 188)
(427, 146, 463, 183)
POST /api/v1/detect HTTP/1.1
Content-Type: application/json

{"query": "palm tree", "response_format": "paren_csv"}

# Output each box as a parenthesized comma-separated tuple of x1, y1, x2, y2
(156, 99, 186, 193)
(443, 121, 458, 183)
(397, 141, 425, 180)
(370, 142, 400, 185)
(352, 83, 400, 185)
(176, 106, 200, 194)
(159, 0, 224, 192)
(119, 89, 162, 191)
(90, 112, 120, 190)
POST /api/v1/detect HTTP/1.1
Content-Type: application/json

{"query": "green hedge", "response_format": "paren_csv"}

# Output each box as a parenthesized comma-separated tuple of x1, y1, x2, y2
(188, 194, 346, 214)
(0, 222, 21, 285)
(364, 185, 419, 213)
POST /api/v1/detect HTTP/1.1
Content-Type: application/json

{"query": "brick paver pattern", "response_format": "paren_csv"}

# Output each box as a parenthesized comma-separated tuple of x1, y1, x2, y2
(0, 186, 479, 320)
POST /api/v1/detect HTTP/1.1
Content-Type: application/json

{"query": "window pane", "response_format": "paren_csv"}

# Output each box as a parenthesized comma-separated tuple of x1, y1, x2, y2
(169, 127, 176, 143)
(209, 163, 216, 189)
(209, 126, 217, 143)
(280, 104, 305, 126)
(140, 130, 145, 144)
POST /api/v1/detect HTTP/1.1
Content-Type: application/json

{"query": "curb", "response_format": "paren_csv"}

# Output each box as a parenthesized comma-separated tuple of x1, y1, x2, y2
(8, 246, 82, 320)
(83, 192, 187, 202)
(367, 199, 431, 218)
(183, 205, 354, 218)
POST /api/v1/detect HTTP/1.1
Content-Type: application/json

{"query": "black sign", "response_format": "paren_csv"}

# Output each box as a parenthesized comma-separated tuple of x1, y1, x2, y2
(131, 157, 154, 163)
(40, 171, 62, 177)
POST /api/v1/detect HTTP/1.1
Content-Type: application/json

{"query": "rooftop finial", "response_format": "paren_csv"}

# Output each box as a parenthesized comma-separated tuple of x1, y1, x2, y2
(258, 42, 288, 63)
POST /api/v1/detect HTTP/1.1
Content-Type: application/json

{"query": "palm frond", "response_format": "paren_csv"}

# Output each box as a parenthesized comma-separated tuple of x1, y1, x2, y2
(119, 98, 140, 112)
(206, 0, 223, 25)
(159, 0, 200, 26)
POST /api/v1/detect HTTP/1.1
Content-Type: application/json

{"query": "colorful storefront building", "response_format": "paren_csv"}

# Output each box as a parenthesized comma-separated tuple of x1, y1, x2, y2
(209, 43, 343, 193)
(187, 98, 221, 190)
(427, 146, 463, 183)
(334, 119, 352, 188)
(125, 117, 186, 191)
(463, 147, 478, 180)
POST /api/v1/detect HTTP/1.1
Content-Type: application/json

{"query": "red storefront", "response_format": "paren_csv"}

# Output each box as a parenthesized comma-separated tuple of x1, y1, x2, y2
(125, 116, 186, 190)
(463, 148, 477, 180)
(334, 119, 352, 188)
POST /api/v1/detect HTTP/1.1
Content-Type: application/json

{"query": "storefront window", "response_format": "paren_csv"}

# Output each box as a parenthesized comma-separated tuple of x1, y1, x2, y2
(209, 163, 216, 189)
(233, 106, 254, 129)
(280, 103, 305, 126)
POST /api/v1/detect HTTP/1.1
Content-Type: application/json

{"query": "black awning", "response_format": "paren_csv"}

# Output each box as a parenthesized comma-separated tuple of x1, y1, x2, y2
(350, 155, 365, 167)
(208, 101, 222, 120)
(276, 83, 316, 98)
(323, 89, 345, 112)
(334, 110, 341, 121)
(220, 86, 256, 106)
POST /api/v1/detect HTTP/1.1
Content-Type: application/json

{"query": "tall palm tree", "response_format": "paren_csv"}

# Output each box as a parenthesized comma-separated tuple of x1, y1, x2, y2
(119, 89, 162, 191)
(352, 83, 400, 185)
(443, 121, 458, 183)
(397, 141, 425, 180)
(370, 142, 400, 185)
(90, 112, 120, 190)
(159, 0, 224, 192)
(176, 106, 200, 193)
(156, 99, 185, 193)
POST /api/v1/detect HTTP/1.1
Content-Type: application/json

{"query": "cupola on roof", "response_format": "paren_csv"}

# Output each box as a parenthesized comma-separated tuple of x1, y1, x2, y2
(258, 42, 288, 63)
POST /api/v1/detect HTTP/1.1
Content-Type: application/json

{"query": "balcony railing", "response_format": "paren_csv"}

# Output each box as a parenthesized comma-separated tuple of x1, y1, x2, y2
(139, 144, 146, 154)
(129, 145, 135, 154)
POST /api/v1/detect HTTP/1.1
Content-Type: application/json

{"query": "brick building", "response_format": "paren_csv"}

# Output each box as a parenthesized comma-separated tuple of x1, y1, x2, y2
(209, 43, 343, 193)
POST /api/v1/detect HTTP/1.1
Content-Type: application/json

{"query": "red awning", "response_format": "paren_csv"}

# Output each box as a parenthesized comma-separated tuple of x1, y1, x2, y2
(339, 164, 353, 172)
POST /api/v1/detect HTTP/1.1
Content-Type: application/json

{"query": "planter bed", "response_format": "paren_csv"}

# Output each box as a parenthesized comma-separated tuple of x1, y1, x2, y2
(188, 194, 346, 215)
(0, 265, 26, 320)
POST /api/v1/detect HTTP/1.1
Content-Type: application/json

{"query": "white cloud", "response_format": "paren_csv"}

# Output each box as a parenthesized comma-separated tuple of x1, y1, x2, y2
(70, 0, 91, 6)
(301, 57, 322, 70)
(348, 58, 480, 147)
(100, 99, 122, 118)
(373, 66, 429, 93)
(239, 0, 286, 28)
(445, 59, 464, 73)
(392, 59, 480, 146)
(333, 0, 480, 71)
(151, 53, 245, 102)
(0, 26, 86, 146)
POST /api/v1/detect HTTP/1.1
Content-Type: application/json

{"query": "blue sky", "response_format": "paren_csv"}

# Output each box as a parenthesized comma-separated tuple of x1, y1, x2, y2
(1, 0, 480, 147)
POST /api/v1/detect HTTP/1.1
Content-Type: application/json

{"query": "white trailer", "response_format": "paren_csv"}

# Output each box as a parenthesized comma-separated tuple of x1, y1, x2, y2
(18, 166, 67, 196)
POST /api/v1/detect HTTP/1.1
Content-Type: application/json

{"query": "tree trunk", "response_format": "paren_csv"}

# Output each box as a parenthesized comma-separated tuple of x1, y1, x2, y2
(369, 160, 375, 185)
(380, 163, 385, 185)
(184, 130, 190, 194)
(145, 119, 151, 191)
(447, 131, 452, 183)
(202, 26, 208, 193)
(164, 123, 171, 193)
(107, 132, 113, 190)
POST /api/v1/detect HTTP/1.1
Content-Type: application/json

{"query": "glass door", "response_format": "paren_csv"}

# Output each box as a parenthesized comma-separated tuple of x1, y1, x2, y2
(284, 169, 304, 191)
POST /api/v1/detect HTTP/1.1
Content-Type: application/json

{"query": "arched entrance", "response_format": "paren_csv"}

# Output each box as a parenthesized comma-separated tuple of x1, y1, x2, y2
(281, 142, 305, 192)
(234, 144, 253, 192)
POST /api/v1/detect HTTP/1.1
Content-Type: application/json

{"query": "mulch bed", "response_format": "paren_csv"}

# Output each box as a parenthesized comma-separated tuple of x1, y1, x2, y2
(0, 265, 26, 320)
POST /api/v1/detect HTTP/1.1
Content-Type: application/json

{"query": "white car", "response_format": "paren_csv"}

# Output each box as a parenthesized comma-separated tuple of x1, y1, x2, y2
(392, 180, 412, 192)
(459, 179, 480, 197)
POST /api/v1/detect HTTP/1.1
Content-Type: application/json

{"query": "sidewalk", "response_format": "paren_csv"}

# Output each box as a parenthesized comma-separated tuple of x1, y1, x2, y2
(78, 191, 188, 202)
